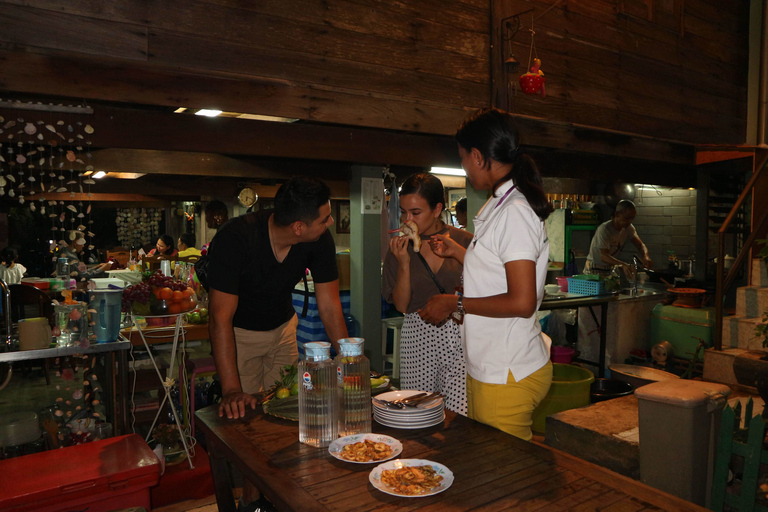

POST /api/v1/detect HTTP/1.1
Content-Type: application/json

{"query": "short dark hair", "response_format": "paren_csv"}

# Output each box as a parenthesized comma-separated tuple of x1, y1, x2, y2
(0, 247, 18, 264)
(157, 234, 175, 255)
(454, 197, 467, 213)
(399, 173, 446, 212)
(179, 232, 196, 248)
(273, 177, 331, 226)
(204, 200, 228, 216)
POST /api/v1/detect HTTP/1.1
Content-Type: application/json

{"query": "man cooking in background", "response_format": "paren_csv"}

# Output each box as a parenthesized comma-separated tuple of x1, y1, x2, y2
(584, 199, 653, 279)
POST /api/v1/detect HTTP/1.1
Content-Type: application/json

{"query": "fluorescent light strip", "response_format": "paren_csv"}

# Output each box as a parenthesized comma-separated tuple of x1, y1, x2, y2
(195, 109, 222, 117)
(92, 171, 106, 179)
(430, 167, 466, 177)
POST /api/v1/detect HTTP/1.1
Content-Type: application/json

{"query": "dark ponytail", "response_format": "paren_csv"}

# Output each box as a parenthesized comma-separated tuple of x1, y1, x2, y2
(455, 108, 552, 221)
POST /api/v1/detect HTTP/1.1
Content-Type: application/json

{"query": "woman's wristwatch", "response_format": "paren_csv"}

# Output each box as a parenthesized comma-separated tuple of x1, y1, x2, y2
(456, 295, 466, 318)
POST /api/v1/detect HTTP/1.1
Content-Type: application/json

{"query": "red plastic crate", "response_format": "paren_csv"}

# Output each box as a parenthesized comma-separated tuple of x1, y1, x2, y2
(0, 434, 160, 512)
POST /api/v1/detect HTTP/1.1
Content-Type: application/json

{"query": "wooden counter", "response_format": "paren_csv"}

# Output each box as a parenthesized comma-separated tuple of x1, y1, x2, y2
(196, 406, 708, 512)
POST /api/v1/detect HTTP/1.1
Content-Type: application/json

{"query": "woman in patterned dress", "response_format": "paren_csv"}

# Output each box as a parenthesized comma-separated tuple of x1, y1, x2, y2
(382, 173, 473, 415)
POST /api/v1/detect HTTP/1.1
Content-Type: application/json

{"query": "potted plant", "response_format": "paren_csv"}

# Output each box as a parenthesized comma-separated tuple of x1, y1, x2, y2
(152, 423, 181, 453)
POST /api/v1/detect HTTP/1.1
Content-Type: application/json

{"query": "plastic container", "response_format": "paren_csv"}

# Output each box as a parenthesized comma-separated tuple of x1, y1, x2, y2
(90, 278, 125, 290)
(649, 304, 714, 360)
(635, 380, 730, 506)
(0, 434, 160, 512)
(88, 289, 123, 343)
(566, 274, 606, 295)
(53, 302, 89, 347)
(550, 346, 575, 364)
(0, 411, 40, 447)
(590, 378, 633, 402)
(556, 276, 569, 292)
(18, 317, 52, 351)
(299, 342, 337, 447)
(335, 337, 371, 437)
(531, 363, 594, 434)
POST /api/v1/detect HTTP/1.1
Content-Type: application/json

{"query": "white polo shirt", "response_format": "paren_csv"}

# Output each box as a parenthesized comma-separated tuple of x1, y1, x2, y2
(463, 180, 551, 385)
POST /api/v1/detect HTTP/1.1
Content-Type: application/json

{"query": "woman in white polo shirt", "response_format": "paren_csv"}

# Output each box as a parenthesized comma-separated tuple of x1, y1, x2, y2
(420, 108, 553, 440)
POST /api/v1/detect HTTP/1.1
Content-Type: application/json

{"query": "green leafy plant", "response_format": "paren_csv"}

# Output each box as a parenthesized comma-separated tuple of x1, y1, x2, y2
(755, 313, 768, 348)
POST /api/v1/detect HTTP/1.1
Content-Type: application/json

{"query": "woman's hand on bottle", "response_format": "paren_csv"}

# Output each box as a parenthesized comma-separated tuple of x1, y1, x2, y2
(389, 234, 411, 264)
(419, 294, 458, 326)
(428, 233, 462, 260)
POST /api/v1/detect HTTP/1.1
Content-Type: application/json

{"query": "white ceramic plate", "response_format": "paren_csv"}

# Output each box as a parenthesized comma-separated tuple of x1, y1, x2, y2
(369, 459, 453, 497)
(372, 391, 444, 412)
(374, 412, 445, 430)
(328, 433, 402, 464)
(374, 408, 444, 422)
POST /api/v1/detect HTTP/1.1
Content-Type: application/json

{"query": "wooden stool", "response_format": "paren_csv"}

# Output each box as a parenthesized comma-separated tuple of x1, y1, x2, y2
(380, 317, 403, 379)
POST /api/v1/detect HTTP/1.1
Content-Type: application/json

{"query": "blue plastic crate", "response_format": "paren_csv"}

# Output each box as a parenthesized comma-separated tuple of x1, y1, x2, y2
(566, 276, 605, 295)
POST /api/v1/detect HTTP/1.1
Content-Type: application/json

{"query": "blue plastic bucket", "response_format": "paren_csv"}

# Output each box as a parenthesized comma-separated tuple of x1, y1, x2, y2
(88, 289, 123, 343)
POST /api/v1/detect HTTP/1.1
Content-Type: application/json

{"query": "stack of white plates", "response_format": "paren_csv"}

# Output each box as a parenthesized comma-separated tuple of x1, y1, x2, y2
(372, 390, 445, 429)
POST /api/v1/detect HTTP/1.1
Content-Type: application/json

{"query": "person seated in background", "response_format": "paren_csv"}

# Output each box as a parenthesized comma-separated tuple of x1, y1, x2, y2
(0, 247, 27, 284)
(454, 196, 468, 229)
(177, 233, 202, 258)
(59, 231, 112, 283)
(145, 234, 178, 259)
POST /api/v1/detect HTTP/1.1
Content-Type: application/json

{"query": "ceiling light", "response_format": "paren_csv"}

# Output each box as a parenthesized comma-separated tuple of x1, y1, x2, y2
(109, 172, 146, 180)
(92, 171, 106, 179)
(236, 113, 299, 123)
(195, 109, 222, 117)
(174, 107, 187, 113)
(430, 167, 466, 177)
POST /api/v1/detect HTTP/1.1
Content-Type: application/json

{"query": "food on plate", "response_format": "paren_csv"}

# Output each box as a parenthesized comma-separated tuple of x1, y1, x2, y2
(340, 439, 393, 462)
(370, 376, 388, 388)
(380, 464, 444, 495)
(400, 221, 421, 253)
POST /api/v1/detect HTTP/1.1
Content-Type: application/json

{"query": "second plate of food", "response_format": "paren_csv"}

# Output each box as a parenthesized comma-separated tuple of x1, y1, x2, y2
(369, 458, 453, 497)
(328, 433, 402, 464)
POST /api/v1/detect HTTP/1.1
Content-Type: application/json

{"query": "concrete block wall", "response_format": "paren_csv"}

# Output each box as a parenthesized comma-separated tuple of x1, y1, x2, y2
(615, 186, 697, 268)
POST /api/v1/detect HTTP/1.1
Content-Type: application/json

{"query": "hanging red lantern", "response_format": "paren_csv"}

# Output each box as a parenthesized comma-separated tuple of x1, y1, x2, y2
(519, 58, 546, 97)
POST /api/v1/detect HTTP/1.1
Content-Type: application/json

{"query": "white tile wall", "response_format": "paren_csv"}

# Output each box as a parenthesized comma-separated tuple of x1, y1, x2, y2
(616, 186, 697, 267)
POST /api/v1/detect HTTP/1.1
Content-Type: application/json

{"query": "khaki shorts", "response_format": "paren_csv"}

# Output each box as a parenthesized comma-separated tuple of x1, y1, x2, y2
(467, 361, 553, 441)
(234, 315, 299, 394)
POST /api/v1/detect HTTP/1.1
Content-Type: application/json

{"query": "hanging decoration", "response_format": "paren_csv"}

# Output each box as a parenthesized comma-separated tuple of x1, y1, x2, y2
(116, 208, 162, 248)
(0, 99, 99, 259)
(518, 13, 546, 97)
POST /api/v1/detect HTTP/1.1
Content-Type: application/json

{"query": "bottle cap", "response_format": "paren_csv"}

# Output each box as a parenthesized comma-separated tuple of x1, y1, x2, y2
(338, 337, 365, 356)
(304, 341, 331, 359)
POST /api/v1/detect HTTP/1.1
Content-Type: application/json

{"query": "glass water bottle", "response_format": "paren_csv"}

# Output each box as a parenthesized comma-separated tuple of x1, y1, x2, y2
(335, 337, 371, 436)
(299, 342, 337, 447)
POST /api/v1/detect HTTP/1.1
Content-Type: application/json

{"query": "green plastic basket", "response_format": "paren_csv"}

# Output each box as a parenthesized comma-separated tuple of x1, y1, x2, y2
(566, 275, 606, 295)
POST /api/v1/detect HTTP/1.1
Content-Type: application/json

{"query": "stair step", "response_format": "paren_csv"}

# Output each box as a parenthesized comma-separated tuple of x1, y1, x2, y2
(722, 315, 764, 350)
(752, 258, 768, 287)
(735, 286, 768, 318)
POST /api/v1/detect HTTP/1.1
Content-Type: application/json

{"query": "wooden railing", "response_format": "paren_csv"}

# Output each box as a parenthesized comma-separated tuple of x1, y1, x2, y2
(715, 151, 768, 350)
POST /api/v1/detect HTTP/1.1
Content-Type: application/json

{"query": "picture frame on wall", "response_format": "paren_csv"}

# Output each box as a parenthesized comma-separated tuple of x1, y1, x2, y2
(336, 201, 350, 234)
(448, 188, 466, 210)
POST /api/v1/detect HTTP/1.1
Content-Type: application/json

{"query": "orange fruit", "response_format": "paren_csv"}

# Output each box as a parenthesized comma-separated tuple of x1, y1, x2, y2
(160, 287, 174, 300)
(168, 302, 182, 314)
(183, 287, 195, 297)
(172, 290, 184, 303)
(180, 297, 194, 312)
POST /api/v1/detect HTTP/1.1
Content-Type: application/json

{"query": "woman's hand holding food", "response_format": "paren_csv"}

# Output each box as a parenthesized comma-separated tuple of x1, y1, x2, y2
(428, 233, 465, 263)
(389, 234, 411, 264)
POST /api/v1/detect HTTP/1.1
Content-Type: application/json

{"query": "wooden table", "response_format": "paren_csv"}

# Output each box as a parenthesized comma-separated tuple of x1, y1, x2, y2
(195, 406, 707, 511)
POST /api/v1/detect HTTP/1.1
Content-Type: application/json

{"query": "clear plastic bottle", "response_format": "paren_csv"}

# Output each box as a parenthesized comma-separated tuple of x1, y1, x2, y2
(299, 342, 338, 447)
(335, 337, 371, 436)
